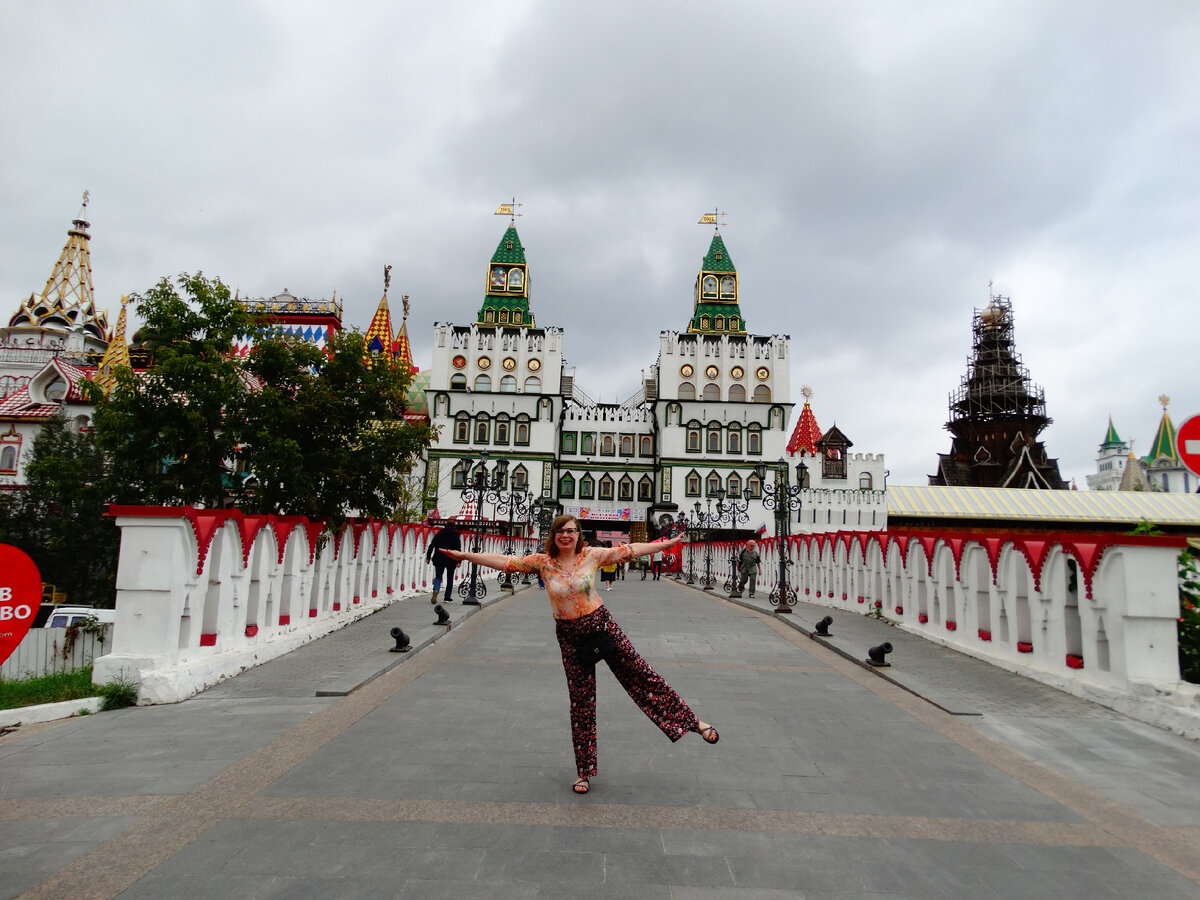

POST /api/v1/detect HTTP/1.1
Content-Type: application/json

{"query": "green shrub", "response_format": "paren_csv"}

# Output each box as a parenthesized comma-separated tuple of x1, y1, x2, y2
(1179, 551, 1200, 685)
(97, 674, 140, 711)
(0, 668, 99, 710)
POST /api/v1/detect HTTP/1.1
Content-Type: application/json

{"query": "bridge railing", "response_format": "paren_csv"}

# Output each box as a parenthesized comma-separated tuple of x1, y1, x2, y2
(716, 529, 1194, 726)
(94, 506, 540, 703)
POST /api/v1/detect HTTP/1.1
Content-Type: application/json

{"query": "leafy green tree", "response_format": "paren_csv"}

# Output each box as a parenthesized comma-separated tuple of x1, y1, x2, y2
(237, 330, 433, 521)
(91, 273, 256, 508)
(14, 414, 119, 607)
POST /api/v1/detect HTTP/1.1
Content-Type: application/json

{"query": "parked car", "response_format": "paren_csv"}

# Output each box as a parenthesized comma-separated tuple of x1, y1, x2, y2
(41, 606, 116, 628)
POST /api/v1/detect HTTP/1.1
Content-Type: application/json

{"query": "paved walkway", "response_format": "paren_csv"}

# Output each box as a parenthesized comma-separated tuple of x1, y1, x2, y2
(3, 574, 1200, 899)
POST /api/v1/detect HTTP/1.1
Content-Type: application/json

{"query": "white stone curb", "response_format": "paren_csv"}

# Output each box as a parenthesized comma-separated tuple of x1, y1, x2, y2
(0, 696, 104, 729)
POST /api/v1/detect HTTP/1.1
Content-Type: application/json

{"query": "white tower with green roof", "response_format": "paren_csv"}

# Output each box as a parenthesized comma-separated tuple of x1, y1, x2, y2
(1085, 416, 1130, 491)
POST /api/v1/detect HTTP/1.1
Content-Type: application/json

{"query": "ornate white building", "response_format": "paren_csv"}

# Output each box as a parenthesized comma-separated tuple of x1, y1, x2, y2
(423, 219, 886, 538)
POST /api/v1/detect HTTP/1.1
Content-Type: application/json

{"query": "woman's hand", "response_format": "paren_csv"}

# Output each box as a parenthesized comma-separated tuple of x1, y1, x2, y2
(441, 549, 468, 562)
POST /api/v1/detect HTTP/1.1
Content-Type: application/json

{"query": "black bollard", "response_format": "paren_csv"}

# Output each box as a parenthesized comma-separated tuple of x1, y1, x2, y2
(814, 616, 833, 637)
(389, 626, 411, 653)
(434, 605, 451, 626)
(866, 642, 893, 667)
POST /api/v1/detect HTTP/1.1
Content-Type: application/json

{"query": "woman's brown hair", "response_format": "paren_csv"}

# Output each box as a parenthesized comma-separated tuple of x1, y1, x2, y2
(545, 514, 587, 557)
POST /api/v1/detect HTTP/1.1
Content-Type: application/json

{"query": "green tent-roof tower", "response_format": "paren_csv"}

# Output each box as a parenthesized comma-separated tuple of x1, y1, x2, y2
(476, 225, 534, 328)
(687, 233, 747, 335)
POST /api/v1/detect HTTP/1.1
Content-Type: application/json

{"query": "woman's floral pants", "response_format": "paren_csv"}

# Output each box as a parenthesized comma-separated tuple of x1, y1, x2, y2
(554, 605, 699, 778)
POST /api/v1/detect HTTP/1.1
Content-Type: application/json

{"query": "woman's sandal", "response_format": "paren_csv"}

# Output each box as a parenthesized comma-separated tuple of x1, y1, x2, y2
(573, 777, 590, 794)
(698, 725, 720, 744)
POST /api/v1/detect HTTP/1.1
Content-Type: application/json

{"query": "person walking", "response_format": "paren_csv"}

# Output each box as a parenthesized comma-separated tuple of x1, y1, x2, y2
(442, 514, 719, 795)
(425, 523, 462, 604)
(730, 539, 761, 598)
(600, 542, 618, 592)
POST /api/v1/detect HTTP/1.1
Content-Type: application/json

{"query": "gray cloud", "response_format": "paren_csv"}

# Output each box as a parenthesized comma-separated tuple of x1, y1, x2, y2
(2, 0, 1197, 486)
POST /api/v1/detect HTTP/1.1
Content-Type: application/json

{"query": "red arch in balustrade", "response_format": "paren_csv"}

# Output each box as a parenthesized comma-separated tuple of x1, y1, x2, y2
(978, 534, 1008, 584)
(303, 519, 328, 564)
(915, 533, 938, 575)
(937, 533, 970, 580)
(350, 520, 370, 558)
(1010, 534, 1059, 593)
(888, 532, 911, 567)
(855, 531, 872, 564)
(271, 516, 306, 564)
(1058, 534, 1117, 600)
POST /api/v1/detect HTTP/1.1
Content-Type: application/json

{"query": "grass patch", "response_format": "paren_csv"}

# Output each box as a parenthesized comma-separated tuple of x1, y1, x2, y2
(0, 667, 102, 710)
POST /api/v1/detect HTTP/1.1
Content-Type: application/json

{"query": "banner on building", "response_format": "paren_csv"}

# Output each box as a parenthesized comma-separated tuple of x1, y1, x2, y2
(564, 506, 646, 522)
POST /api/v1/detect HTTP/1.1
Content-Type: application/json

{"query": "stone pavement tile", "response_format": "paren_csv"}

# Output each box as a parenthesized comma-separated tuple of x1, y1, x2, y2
(397, 878, 543, 900)
(119, 874, 325, 900)
(480, 847, 605, 886)
(0, 817, 141, 898)
(602, 849, 735, 887)
(974, 713, 1200, 827)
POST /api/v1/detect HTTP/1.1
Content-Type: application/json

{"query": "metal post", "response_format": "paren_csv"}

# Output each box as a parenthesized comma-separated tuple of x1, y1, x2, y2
(756, 458, 806, 614)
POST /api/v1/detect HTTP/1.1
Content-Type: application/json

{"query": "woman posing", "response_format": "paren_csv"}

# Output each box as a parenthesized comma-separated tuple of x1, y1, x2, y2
(442, 514, 719, 794)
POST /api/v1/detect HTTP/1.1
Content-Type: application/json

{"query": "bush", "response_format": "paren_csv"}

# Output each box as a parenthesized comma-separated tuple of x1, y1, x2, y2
(97, 673, 140, 711)
(0, 668, 99, 710)
(1179, 551, 1200, 684)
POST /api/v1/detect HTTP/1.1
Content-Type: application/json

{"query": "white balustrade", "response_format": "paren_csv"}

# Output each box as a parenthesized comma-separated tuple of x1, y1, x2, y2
(722, 529, 1197, 733)
(94, 506, 540, 703)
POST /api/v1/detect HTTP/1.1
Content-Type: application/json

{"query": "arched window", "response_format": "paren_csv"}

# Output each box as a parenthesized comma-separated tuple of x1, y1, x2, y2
(474, 415, 490, 443)
(525, 376, 541, 392)
(474, 374, 492, 392)
(686, 471, 701, 496)
(582, 434, 596, 455)
(727, 473, 742, 496)
(495, 415, 511, 445)
(452, 462, 468, 489)
(727, 426, 742, 454)
(454, 414, 469, 443)
(601, 435, 615, 455)
(706, 472, 722, 495)
(747, 473, 762, 498)
(515, 417, 530, 445)
(560, 473, 576, 498)
(513, 465, 529, 490)
(599, 475, 615, 500)
(639, 435, 653, 456)
(703, 383, 720, 401)
(747, 425, 762, 454)
(579, 474, 595, 499)
(0, 445, 16, 472)
(686, 426, 701, 452)
(707, 428, 721, 453)
(450, 373, 467, 390)
(728, 384, 746, 402)
(638, 476, 654, 501)
(618, 476, 633, 501)
(859, 472, 873, 490)
(678, 382, 696, 401)
(619, 435, 633, 456)
(753, 385, 771, 402)
(500, 375, 517, 392)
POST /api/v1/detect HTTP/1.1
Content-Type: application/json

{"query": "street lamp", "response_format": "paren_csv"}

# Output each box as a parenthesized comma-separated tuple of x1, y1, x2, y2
(719, 486, 753, 593)
(755, 458, 808, 614)
(496, 485, 533, 591)
(692, 489, 723, 590)
(457, 451, 505, 605)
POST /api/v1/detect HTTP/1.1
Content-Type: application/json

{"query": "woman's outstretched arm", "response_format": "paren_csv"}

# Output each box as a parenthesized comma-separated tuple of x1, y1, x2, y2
(625, 533, 686, 558)
(441, 549, 512, 571)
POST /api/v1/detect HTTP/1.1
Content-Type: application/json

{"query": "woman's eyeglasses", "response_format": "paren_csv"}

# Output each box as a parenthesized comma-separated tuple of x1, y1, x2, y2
(556, 528, 580, 534)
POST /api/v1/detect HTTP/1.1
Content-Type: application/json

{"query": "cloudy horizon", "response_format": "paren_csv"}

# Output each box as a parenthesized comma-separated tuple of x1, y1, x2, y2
(2, 1, 1196, 487)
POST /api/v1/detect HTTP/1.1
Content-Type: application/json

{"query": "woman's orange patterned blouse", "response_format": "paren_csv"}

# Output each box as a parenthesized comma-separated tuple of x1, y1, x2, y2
(506, 544, 635, 620)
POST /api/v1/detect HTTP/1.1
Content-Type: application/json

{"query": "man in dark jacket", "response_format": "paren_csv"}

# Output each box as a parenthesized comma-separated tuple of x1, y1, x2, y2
(730, 540, 761, 598)
(426, 523, 462, 603)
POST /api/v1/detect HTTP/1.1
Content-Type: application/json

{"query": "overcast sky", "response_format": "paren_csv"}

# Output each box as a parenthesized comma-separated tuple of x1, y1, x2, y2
(2, 1, 1197, 486)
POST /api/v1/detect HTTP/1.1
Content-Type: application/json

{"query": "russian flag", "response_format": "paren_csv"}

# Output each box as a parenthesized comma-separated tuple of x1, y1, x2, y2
(756, 522, 768, 537)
